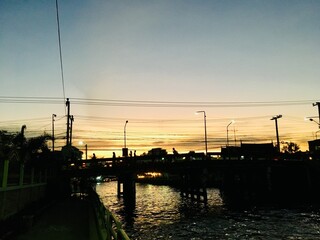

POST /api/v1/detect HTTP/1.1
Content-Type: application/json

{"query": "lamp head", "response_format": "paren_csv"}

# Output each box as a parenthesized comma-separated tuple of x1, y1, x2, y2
(271, 114, 282, 120)
(195, 110, 206, 116)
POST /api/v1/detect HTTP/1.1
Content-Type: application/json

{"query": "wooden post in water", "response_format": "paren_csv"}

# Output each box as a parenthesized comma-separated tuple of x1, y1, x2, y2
(180, 170, 208, 203)
(117, 172, 136, 207)
(117, 178, 123, 197)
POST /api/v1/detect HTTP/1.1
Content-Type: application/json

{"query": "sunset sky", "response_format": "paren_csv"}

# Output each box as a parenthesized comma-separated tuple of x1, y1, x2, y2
(1, 0, 320, 157)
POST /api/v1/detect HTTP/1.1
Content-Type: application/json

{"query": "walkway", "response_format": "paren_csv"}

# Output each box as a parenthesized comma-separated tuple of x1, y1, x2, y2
(13, 197, 98, 240)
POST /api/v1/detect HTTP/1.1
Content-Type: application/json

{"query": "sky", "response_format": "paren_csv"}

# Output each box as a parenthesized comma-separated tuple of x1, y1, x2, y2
(0, 0, 320, 157)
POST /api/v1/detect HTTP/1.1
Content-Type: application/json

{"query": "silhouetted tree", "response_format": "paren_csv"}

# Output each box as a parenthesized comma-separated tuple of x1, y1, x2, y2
(26, 134, 51, 161)
(0, 130, 15, 159)
(282, 142, 300, 154)
(0, 127, 51, 163)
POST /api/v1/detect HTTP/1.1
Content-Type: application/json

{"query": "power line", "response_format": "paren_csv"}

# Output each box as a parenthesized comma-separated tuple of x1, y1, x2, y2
(0, 96, 62, 104)
(0, 96, 318, 108)
(55, 0, 66, 109)
(71, 98, 318, 108)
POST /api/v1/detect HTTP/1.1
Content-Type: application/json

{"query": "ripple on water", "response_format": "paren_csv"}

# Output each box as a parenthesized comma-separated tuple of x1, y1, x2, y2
(96, 182, 320, 240)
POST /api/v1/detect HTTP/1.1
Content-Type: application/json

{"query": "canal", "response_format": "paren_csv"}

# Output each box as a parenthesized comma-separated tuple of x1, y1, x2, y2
(96, 182, 320, 239)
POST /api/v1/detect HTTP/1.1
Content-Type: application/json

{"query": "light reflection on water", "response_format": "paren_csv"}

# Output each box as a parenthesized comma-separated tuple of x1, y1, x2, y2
(96, 182, 320, 239)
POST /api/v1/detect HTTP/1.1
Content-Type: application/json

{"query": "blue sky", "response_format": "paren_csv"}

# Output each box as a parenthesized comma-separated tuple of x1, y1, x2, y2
(1, 0, 320, 155)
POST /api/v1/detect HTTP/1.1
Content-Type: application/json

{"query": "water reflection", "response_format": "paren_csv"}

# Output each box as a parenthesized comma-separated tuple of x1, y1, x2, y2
(96, 182, 320, 239)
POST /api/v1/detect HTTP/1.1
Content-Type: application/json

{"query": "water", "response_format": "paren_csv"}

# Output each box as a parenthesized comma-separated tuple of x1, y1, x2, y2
(96, 182, 320, 239)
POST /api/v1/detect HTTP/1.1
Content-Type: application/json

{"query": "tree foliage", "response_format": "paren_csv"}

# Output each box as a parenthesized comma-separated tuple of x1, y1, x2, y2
(282, 142, 300, 154)
(0, 130, 16, 159)
(0, 127, 51, 163)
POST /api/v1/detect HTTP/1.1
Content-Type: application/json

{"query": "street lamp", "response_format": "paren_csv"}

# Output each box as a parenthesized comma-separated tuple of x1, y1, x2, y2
(196, 111, 208, 155)
(310, 118, 320, 127)
(310, 119, 320, 139)
(124, 120, 128, 148)
(226, 120, 235, 147)
(123, 120, 129, 157)
(52, 114, 56, 152)
(312, 102, 320, 128)
(270, 115, 282, 152)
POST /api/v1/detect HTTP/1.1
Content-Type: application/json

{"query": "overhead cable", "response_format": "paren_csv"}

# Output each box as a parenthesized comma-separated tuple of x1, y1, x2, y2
(0, 96, 318, 108)
(55, 0, 66, 109)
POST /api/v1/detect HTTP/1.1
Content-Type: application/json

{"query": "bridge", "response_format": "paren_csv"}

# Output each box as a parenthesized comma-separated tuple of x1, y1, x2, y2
(63, 153, 320, 206)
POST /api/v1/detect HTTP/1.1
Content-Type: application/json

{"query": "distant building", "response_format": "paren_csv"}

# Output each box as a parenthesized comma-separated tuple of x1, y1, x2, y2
(241, 143, 275, 160)
(308, 139, 320, 160)
(148, 148, 167, 157)
(221, 143, 275, 160)
(221, 146, 241, 160)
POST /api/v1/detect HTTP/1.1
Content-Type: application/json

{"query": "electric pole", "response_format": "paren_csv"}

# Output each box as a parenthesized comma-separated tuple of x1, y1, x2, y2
(66, 98, 70, 146)
(271, 115, 282, 152)
(52, 114, 56, 152)
(70, 115, 74, 146)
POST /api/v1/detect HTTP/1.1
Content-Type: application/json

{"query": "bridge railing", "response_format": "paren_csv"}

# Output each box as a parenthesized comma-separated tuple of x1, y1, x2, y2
(0, 159, 48, 221)
(89, 186, 130, 240)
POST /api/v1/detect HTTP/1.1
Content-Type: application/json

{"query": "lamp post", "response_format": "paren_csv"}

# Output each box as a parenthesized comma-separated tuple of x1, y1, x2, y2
(270, 115, 282, 152)
(309, 118, 320, 126)
(124, 120, 128, 148)
(196, 111, 208, 155)
(310, 119, 320, 139)
(226, 120, 235, 147)
(312, 102, 320, 128)
(52, 114, 56, 152)
(123, 120, 129, 157)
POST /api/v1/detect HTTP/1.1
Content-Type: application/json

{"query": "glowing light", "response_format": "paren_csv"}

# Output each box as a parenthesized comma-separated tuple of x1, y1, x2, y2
(137, 172, 162, 179)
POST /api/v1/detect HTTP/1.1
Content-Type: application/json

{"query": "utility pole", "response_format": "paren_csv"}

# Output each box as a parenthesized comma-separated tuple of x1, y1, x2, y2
(85, 144, 88, 160)
(66, 98, 70, 146)
(52, 114, 56, 152)
(70, 115, 74, 146)
(313, 102, 320, 129)
(271, 115, 282, 152)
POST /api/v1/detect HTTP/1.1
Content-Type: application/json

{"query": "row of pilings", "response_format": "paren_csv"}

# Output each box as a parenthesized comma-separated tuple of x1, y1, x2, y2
(114, 160, 320, 207)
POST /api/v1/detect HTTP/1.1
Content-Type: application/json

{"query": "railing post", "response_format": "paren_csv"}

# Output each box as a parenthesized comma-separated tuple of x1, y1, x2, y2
(19, 163, 24, 187)
(105, 210, 111, 240)
(2, 159, 9, 189)
(31, 168, 34, 184)
(39, 170, 42, 183)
